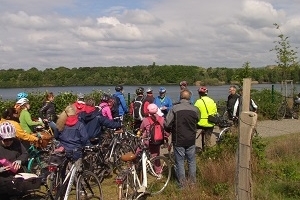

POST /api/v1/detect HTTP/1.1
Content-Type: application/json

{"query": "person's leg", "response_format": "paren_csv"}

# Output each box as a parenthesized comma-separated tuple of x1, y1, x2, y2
(149, 144, 161, 173)
(185, 145, 196, 184)
(174, 146, 186, 188)
(49, 121, 59, 138)
(204, 127, 214, 148)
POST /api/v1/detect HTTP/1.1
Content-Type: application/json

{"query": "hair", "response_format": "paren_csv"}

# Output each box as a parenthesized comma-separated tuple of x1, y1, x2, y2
(85, 98, 95, 106)
(44, 92, 54, 101)
(56, 105, 76, 132)
(2, 107, 19, 122)
(180, 89, 191, 100)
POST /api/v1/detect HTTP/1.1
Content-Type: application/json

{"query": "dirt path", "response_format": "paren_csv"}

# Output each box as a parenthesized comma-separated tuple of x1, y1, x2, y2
(256, 119, 300, 137)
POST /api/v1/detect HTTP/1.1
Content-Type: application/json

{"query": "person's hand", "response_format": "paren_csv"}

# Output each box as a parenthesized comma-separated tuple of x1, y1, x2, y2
(11, 160, 21, 171)
(0, 166, 10, 173)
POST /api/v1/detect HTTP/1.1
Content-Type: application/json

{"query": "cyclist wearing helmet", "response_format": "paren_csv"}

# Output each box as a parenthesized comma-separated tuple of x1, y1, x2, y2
(99, 94, 113, 120)
(16, 92, 28, 101)
(194, 87, 217, 151)
(15, 92, 29, 118)
(113, 85, 128, 120)
(154, 87, 173, 117)
(18, 98, 44, 135)
(0, 122, 29, 197)
(1, 108, 39, 148)
(179, 81, 194, 104)
(130, 87, 146, 130)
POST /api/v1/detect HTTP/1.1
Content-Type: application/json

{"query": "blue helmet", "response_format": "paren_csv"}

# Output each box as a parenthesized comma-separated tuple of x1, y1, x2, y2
(17, 92, 28, 100)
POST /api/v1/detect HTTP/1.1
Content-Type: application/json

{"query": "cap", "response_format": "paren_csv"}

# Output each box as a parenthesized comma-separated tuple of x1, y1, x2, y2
(77, 93, 84, 99)
(159, 87, 166, 93)
(146, 87, 153, 93)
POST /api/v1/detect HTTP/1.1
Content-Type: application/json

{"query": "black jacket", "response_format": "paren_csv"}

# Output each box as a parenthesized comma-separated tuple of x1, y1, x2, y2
(227, 93, 240, 115)
(39, 101, 57, 122)
(164, 99, 200, 147)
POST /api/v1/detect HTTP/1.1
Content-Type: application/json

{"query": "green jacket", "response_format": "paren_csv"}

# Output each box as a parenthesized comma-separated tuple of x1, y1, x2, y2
(194, 96, 217, 127)
(19, 109, 43, 134)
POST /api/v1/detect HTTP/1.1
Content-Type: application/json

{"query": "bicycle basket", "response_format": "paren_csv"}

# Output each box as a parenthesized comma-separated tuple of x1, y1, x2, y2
(35, 131, 53, 149)
(48, 153, 66, 166)
(13, 173, 42, 193)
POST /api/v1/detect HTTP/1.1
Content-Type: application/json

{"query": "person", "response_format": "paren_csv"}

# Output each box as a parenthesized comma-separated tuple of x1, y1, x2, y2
(142, 87, 155, 116)
(154, 87, 173, 117)
(0, 122, 29, 197)
(164, 89, 200, 188)
(99, 94, 113, 120)
(130, 87, 146, 130)
(1, 108, 39, 149)
(79, 98, 122, 142)
(294, 93, 300, 104)
(55, 105, 88, 161)
(232, 88, 258, 119)
(194, 87, 217, 151)
(18, 98, 44, 135)
(16, 92, 28, 101)
(138, 103, 166, 174)
(227, 85, 240, 119)
(72, 93, 86, 114)
(39, 92, 58, 136)
(179, 81, 194, 104)
(113, 85, 128, 121)
(14, 92, 29, 120)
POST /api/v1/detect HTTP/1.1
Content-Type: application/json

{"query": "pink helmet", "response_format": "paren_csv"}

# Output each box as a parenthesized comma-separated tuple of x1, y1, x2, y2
(147, 103, 158, 114)
(0, 122, 16, 139)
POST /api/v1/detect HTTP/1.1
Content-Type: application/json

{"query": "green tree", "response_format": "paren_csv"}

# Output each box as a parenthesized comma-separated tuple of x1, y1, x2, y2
(270, 23, 299, 81)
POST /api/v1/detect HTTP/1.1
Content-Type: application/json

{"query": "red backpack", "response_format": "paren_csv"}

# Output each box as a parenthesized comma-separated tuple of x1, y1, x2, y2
(147, 116, 165, 145)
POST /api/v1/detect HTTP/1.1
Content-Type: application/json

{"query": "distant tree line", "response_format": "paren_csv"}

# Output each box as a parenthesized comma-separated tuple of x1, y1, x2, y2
(0, 64, 300, 88)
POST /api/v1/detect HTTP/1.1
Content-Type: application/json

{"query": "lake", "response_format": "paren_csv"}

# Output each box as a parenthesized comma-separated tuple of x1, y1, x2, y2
(0, 84, 297, 102)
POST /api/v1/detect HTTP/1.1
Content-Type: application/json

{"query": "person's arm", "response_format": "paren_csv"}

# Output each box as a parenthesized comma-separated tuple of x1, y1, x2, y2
(23, 111, 43, 126)
(78, 123, 89, 146)
(104, 107, 113, 120)
(143, 101, 150, 116)
(251, 99, 258, 111)
(232, 99, 239, 117)
(97, 116, 122, 129)
(119, 95, 128, 114)
(14, 121, 38, 142)
(164, 108, 174, 130)
(39, 102, 49, 119)
(16, 141, 29, 165)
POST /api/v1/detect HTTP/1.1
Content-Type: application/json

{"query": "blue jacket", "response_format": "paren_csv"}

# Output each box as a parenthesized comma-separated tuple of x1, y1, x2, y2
(114, 92, 128, 116)
(58, 116, 88, 152)
(154, 95, 173, 116)
(79, 106, 122, 139)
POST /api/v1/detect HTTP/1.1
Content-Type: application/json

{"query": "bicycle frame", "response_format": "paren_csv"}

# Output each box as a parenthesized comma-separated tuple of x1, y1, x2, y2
(63, 164, 77, 200)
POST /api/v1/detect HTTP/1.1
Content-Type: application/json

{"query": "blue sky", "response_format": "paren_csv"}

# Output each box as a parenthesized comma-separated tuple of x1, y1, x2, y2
(0, 0, 299, 70)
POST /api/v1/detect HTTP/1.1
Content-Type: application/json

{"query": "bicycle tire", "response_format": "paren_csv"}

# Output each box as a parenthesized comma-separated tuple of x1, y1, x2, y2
(118, 169, 136, 200)
(76, 170, 103, 200)
(276, 102, 286, 120)
(147, 156, 171, 195)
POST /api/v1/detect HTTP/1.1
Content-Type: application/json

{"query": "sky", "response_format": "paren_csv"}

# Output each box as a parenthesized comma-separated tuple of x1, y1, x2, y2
(0, 0, 299, 70)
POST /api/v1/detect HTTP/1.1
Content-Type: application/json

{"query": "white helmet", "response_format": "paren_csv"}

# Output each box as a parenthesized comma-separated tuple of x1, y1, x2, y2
(0, 122, 16, 139)
(16, 98, 29, 106)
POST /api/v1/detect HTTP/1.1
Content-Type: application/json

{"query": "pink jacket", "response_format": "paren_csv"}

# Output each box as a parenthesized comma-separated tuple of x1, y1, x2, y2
(99, 102, 113, 120)
(140, 114, 164, 138)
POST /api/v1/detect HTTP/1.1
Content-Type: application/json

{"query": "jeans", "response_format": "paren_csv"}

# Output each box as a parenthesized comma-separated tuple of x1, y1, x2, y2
(174, 145, 196, 188)
(49, 121, 59, 138)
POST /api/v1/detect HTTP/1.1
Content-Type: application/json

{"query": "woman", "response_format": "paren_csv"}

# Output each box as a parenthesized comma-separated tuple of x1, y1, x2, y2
(0, 122, 29, 196)
(56, 105, 88, 161)
(18, 98, 44, 134)
(39, 92, 58, 136)
(1, 108, 39, 149)
(99, 94, 113, 120)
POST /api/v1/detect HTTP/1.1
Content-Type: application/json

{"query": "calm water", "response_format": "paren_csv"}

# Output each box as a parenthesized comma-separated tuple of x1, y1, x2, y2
(1, 84, 296, 102)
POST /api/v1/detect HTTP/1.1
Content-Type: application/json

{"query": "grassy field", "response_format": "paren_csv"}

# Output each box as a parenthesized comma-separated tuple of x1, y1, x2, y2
(98, 133, 300, 200)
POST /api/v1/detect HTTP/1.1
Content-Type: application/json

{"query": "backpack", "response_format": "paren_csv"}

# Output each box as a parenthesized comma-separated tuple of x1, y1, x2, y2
(133, 96, 145, 121)
(109, 94, 120, 118)
(147, 116, 165, 145)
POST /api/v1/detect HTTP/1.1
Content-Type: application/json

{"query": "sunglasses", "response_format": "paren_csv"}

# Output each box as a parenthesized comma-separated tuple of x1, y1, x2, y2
(3, 138, 13, 142)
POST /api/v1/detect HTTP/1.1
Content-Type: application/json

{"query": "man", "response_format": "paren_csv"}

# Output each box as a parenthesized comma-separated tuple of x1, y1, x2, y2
(143, 87, 155, 116)
(227, 85, 239, 119)
(165, 89, 199, 188)
(179, 81, 194, 104)
(153, 87, 173, 117)
(194, 87, 217, 151)
(232, 88, 258, 119)
(130, 87, 146, 130)
(113, 85, 128, 121)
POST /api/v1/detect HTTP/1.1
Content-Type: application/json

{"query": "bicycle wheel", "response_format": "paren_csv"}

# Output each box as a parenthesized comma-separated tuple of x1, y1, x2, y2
(117, 169, 136, 200)
(76, 170, 103, 200)
(276, 102, 286, 120)
(147, 156, 171, 195)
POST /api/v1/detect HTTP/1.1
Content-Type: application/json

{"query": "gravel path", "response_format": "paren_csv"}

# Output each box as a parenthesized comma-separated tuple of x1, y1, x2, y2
(256, 119, 300, 137)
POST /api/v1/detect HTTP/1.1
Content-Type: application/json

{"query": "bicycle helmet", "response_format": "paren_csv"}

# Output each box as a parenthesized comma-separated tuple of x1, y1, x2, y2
(179, 81, 187, 87)
(101, 94, 110, 102)
(198, 87, 208, 94)
(159, 87, 166, 93)
(16, 98, 29, 106)
(17, 92, 28, 101)
(147, 104, 158, 114)
(115, 85, 123, 92)
(135, 87, 144, 95)
(0, 122, 16, 139)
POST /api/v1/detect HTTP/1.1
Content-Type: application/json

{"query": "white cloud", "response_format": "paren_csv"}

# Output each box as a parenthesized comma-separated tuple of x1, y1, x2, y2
(0, 0, 299, 69)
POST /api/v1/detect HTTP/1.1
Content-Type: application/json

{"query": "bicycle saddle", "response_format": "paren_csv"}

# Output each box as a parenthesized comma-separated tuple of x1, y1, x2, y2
(121, 152, 136, 162)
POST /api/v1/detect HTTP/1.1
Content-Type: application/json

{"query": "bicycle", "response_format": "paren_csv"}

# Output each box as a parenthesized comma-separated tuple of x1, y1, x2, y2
(46, 151, 103, 200)
(277, 97, 300, 120)
(115, 137, 171, 200)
